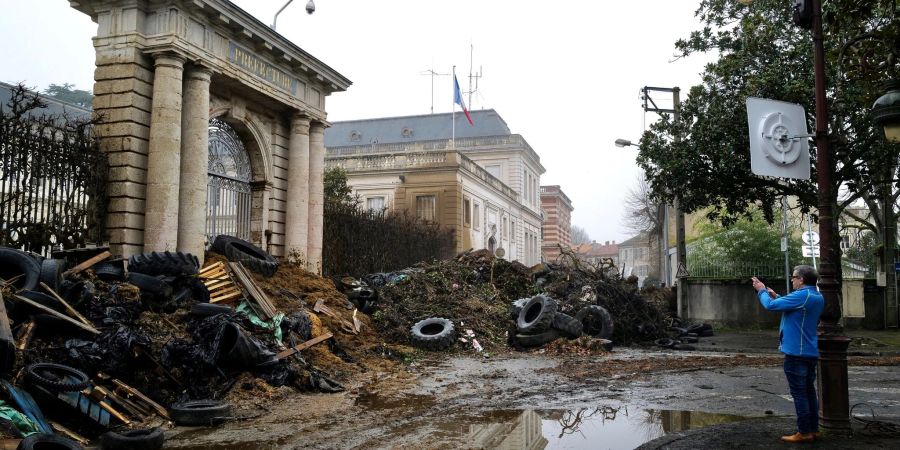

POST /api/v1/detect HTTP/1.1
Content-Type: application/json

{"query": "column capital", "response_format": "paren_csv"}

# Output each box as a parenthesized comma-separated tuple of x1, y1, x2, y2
(250, 180, 274, 191)
(152, 52, 187, 69)
(291, 114, 311, 135)
(185, 65, 214, 82)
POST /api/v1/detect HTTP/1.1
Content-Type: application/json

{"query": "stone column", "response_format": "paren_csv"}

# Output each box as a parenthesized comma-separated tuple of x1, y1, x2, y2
(307, 121, 326, 273)
(177, 66, 213, 261)
(144, 53, 186, 252)
(285, 115, 311, 263)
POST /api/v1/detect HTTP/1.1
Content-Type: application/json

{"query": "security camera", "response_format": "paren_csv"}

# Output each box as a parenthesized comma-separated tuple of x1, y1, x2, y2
(305, 0, 315, 14)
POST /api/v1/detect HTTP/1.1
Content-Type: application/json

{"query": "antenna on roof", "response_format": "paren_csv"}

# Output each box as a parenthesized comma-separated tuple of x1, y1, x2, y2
(467, 43, 483, 110)
(420, 62, 449, 115)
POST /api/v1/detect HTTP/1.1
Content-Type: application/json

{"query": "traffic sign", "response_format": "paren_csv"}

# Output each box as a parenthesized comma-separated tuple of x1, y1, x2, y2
(802, 246, 820, 257)
(801, 231, 820, 245)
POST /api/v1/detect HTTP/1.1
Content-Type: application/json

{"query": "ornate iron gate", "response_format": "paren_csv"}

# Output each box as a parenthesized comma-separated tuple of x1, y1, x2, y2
(207, 118, 251, 242)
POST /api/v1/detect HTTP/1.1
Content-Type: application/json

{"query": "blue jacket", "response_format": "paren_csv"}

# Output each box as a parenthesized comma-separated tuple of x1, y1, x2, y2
(757, 285, 824, 358)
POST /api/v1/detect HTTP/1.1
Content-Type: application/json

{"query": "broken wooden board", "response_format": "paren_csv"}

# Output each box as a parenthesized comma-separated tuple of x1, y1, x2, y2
(313, 300, 358, 335)
(62, 250, 111, 277)
(276, 332, 333, 359)
(40, 282, 93, 327)
(199, 261, 243, 304)
(228, 262, 277, 319)
(12, 294, 100, 335)
(111, 378, 171, 420)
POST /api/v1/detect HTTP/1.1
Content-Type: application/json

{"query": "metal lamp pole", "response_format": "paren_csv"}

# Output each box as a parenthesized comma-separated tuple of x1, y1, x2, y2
(805, 0, 851, 432)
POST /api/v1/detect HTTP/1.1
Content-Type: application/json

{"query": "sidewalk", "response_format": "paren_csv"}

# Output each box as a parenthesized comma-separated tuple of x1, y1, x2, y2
(637, 417, 900, 449)
(691, 329, 900, 357)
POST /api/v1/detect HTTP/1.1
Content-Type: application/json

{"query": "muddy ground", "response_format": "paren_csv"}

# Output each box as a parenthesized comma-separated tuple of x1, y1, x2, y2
(164, 347, 900, 449)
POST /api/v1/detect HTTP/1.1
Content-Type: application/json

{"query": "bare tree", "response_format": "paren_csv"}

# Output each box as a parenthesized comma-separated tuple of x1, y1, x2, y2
(570, 224, 592, 245)
(622, 176, 663, 282)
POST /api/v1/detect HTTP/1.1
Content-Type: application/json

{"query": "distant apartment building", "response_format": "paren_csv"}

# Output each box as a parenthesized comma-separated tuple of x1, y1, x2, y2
(574, 240, 619, 266)
(540, 185, 573, 262)
(324, 110, 545, 265)
(618, 233, 653, 286)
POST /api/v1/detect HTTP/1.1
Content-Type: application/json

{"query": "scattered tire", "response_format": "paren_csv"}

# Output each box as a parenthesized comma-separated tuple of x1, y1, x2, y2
(574, 305, 614, 339)
(24, 363, 90, 393)
(687, 323, 712, 333)
(655, 338, 676, 349)
(551, 312, 583, 338)
(516, 328, 562, 347)
(38, 259, 65, 292)
(190, 303, 233, 317)
(698, 329, 714, 337)
(212, 235, 278, 277)
(93, 261, 125, 281)
(168, 400, 232, 426)
(16, 433, 83, 450)
(126, 273, 173, 298)
(509, 298, 528, 321)
(100, 428, 165, 450)
(516, 294, 557, 334)
(668, 326, 688, 337)
(681, 336, 699, 344)
(0, 247, 41, 291)
(128, 251, 199, 277)
(410, 317, 456, 350)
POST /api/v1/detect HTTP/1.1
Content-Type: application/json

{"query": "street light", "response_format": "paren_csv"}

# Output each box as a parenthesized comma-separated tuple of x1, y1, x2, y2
(873, 79, 900, 143)
(272, 0, 316, 30)
(615, 138, 635, 148)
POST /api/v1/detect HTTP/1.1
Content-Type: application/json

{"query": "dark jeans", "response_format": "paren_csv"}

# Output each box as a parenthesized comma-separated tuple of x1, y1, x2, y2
(784, 355, 819, 434)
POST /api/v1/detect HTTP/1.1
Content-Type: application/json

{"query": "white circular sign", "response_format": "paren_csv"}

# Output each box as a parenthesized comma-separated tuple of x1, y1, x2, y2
(801, 231, 820, 245)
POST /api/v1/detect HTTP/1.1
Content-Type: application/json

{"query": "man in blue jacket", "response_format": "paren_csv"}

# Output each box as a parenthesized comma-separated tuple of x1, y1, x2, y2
(752, 265, 824, 444)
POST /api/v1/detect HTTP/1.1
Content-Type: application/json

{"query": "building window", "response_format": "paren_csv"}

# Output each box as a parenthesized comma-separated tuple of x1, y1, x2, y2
(486, 164, 501, 178)
(840, 234, 850, 250)
(502, 217, 508, 238)
(416, 195, 436, 222)
(473, 202, 481, 230)
(366, 196, 385, 212)
(463, 198, 471, 227)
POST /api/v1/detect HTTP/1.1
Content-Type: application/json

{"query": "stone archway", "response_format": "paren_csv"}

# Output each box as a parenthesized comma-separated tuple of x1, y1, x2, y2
(71, 0, 351, 271)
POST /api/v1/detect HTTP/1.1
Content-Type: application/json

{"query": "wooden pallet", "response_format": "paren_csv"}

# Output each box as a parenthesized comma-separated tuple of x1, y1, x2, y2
(198, 261, 243, 304)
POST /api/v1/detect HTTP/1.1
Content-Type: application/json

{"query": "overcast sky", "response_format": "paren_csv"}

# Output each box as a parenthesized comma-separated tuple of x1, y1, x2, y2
(0, 0, 714, 244)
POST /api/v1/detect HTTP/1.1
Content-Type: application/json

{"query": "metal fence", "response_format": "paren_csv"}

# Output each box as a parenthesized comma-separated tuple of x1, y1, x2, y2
(688, 255, 870, 279)
(0, 86, 107, 255)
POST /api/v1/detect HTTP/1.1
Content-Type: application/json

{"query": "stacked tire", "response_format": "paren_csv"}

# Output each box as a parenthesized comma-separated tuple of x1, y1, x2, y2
(513, 294, 583, 348)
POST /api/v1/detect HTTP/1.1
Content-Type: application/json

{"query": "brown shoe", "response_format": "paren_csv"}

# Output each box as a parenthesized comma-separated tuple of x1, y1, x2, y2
(780, 432, 815, 443)
(811, 432, 822, 440)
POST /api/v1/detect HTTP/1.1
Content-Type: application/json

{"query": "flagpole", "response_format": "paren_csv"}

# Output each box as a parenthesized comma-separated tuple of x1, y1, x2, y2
(452, 65, 456, 149)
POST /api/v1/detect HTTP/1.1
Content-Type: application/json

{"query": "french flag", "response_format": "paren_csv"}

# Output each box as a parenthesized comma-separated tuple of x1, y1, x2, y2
(453, 74, 474, 126)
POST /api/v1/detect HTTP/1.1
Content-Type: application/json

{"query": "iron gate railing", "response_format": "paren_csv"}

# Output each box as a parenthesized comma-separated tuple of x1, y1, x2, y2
(0, 85, 107, 255)
(206, 174, 251, 242)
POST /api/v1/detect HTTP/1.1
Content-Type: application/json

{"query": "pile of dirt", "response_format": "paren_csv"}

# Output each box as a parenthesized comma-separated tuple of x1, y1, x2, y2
(370, 249, 672, 352)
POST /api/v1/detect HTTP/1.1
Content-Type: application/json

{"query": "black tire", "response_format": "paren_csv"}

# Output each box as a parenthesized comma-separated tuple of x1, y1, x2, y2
(516, 294, 557, 334)
(0, 247, 41, 291)
(128, 251, 199, 277)
(681, 336, 699, 344)
(24, 363, 90, 393)
(192, 279, 211, 303)
(39, 259, 65, 292)
(509, 298, 528, 321)
(698, 328, 714, 337)
(219, 236, 279, 278)
(551, 312, 583, 338)
(126, 273, 173, 298)
(655, 338, 676, 349)
(16, 433, 83, 450)
(516, 328, 562, 347)
(190, 303, 233, 317)
(100, 428, 165, 450)
(93, 261, 125, 281)
(410, 317, 456, 350)
(169, 400, 232, 426)
(575, 305, 614, 339)
(668, 326, 688, 337)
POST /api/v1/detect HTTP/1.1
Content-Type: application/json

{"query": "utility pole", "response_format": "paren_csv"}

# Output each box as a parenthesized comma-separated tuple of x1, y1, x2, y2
(642, 86, 688, 283)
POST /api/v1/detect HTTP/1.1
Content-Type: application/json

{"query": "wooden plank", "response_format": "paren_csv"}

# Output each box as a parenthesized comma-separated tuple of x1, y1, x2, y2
(276, 332, 333, 359)
(62, 250, 111, 277)
(49, 420, 91, 445)
(199, 270, 227, 280)
(210, 290, 243, 304)
(198, 261, 224, 274)
(39, 282, 93, 327)
(204, 279, 234, 291)
(228, 262, 276, 319)
(16, 321, 36, 351)
(12, 295, 100, 335)
(111, 379, 170, 419)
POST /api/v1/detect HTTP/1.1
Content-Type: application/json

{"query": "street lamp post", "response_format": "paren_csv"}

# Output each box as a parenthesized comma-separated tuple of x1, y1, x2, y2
(873, 80, 900, 328)
(802, 0, 851, 432)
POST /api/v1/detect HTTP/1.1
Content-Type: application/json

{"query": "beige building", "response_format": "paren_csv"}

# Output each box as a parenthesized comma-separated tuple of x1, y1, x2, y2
(618, 233, 653, 286)
(574, 240, 619, 266)
(325, 110, 545, 265)
(70, 0, 350, 272)
(540, 185, 574, 262)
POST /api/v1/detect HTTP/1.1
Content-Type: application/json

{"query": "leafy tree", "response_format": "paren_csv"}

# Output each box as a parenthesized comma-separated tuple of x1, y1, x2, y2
(637, 0, 899, 235)
(324, 167, 357, 207)
(843, 230, 877, 275)
(43, 83, 92, 108)
(570, 224, 592, 245)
